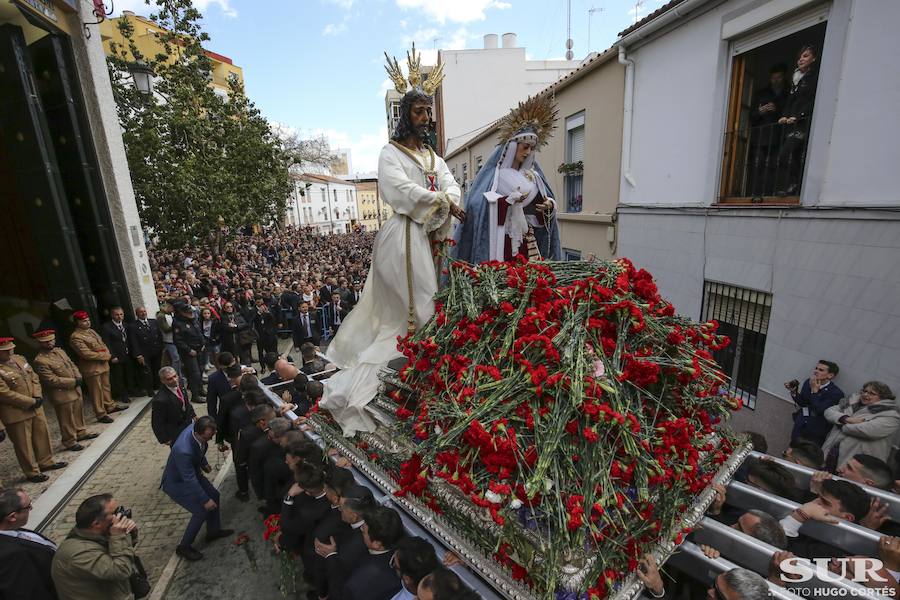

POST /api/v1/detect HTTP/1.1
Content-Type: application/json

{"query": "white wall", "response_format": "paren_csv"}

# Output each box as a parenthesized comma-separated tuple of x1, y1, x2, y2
(622, 0, 900, 209)
(819, 0, 900, 206)
(441, 48, 579, 154)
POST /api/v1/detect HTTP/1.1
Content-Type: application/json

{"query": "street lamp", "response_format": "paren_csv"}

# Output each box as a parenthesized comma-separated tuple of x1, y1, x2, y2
(128, 60, 154, 96)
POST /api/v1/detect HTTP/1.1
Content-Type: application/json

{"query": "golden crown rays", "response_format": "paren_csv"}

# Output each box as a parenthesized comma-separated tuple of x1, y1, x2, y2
(497, 93, 559, 147)
(383, 43, 445, 97)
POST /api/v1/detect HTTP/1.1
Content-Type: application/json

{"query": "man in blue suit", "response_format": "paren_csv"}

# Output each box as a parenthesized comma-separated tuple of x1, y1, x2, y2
(161, 416, 233, 560)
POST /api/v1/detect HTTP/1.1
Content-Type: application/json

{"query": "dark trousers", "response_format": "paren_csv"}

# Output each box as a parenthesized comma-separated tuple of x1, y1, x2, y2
(776, 128, 809, 193)
(180, 352, 203, 401)
(236, 460, 249, 494)
(239, 344, 253, 366)
(136, 353, 162, 396)
(109, 359, 135, 402)
(172, 476, 221, 547)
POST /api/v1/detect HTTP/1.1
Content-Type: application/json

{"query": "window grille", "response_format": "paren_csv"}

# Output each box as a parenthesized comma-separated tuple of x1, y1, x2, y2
(701, 281, 772, 409)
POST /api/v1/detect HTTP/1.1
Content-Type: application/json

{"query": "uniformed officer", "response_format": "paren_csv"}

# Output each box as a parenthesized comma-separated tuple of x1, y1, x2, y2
(172, 303, 206, 405)
(68, 311, 124, 424)
(31, 329, 99, 451)
(0, 337, 66, 482)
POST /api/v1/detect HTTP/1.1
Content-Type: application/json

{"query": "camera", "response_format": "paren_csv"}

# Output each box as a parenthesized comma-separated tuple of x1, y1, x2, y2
(114, 505, 132, 519)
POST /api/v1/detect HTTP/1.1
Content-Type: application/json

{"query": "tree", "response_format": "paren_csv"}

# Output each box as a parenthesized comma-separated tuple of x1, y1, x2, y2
(272, 124, 339, 173)
(106, 0, 293, 249)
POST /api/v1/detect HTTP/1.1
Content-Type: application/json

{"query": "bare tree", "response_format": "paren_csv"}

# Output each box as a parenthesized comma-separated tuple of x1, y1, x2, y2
(273, 124, 339, 172)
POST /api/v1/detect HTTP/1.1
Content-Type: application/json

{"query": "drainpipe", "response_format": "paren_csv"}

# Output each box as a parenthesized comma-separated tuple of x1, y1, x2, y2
(618, 45, 637, 188)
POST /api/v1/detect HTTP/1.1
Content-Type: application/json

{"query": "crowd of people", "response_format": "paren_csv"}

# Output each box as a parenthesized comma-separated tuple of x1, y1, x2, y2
(636, 359, 900, 599)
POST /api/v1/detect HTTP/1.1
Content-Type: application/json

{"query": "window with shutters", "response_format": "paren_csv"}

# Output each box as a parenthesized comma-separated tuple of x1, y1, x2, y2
(719, 8, 828, 204)
(564, 112, 585, 213)
(701, 281, 772, 409)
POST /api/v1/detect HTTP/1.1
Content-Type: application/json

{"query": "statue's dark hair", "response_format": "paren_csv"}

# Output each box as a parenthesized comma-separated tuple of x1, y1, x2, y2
(391, 90, 433, 143)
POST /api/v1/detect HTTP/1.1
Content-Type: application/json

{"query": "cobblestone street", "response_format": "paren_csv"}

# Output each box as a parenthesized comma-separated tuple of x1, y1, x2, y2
(39, 400, 229, 586)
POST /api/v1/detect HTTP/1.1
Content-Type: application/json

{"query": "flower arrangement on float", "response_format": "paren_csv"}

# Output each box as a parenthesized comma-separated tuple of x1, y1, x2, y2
(379, 257, 740, 598)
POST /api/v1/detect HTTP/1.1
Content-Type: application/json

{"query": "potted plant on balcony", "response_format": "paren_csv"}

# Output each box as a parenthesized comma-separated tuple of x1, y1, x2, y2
(557, 160, 584, 175)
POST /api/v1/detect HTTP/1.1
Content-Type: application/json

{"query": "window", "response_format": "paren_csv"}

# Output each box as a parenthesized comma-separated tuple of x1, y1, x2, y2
(476, 156, 483, 170)
(565, 112, 585, 213)
(701, 281, 772, 409)
(720, 13, 827, 203)
(461, 163, 468, 195)
(563, 248, 582, 261)
(321, 189, 326, 203)
(227, 72, 239, 84)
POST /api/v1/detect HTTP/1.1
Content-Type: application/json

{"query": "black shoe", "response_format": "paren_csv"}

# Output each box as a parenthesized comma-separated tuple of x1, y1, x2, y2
(118, 398, 131, 404)
(66, 444, 85, 452)
(77, 433, 100, 441)
(27, 474, 50, 483)
(190, 397, 204, 404)
(40, 461, 67, 472)
(109, 405, 128, 414)
(176, 545, 203, 561)
(98, 416, 114, 424)
(205, 528, 235, 543)
(234, 490, 249, 502)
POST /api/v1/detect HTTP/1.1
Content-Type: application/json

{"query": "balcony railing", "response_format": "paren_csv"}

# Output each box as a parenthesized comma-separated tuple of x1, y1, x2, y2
(564, 172, 583, 213)
(720, 119, 811, 202)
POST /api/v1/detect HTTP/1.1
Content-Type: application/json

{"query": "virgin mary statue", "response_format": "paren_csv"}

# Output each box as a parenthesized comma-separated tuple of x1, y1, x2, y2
(454, 94, 562, 264)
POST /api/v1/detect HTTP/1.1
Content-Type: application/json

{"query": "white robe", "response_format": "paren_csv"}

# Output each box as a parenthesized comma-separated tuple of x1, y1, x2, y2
(321, 143, 461, 436)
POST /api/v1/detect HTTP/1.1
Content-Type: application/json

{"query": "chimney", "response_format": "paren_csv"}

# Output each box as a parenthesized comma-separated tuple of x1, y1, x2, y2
(483, 34, 498, 49)
(501, 32, 517, 48)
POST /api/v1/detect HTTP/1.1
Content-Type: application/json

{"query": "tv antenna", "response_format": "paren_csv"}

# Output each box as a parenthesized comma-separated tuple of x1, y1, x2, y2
(588, 6, 605, 52)
(565, 0, 574, 60)
(633, 0, 645, 24)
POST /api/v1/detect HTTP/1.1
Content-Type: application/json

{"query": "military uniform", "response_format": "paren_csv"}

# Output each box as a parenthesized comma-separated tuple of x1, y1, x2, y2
(0, 348, 57, 479)
(32, 332, 89, 449)
(69, 320, 117, 421)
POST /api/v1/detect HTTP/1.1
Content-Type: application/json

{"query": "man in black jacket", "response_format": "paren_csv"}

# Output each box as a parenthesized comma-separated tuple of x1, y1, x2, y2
(151, 367, 196, 446)
(393, 537, 439, 600)
(235, 403, 276, 502)
(128, 306, 164, 397)
(101, 306, 136, 404)
(0, 488, 58, 600)
(172, 303, 206, 405)
(291, 302, 321, 349)
(206, 352, 236, 420)
(314, 485, 375, 598)
(323, 292, 349, 337)
(253, 300, 279, 367)
(328, 505, 404, 600)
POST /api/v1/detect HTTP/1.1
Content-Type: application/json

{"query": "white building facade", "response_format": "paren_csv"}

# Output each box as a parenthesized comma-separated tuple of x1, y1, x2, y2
(614, 0, 900, 453)
(286, 173, 358, 234)
(437, 34, 581, 155)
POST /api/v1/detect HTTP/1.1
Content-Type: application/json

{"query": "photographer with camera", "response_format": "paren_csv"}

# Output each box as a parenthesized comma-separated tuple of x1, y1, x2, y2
(787, 360, 844, 446)
(52, 493, 147, 600)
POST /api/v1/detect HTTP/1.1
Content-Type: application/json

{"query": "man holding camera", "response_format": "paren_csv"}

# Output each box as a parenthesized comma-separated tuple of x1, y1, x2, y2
(161, 416, 233, 561)
(51, 493, 138, 600)
(787, 360, 844, 446)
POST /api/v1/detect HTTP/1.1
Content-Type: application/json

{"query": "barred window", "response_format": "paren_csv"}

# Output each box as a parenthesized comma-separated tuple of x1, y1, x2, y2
(701, 281, 772, 409)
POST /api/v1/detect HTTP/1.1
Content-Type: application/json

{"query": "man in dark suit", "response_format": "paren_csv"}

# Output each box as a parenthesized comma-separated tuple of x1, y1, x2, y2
(291, 302, 321, 349)
(160, 417, 233, 561)
(315, 485, 375, 598)
(128, 306, 164, 397)
(0, 488, 58, 600)
(101, 306, 136, 404)
(235, 403, 276, 502)
(788, 360, 844, 446)
(347, 282, 362, 309)
(318, 277, 337, 308)
(205, 352, 236, 421)
(393, 536, 439, 600)
(324, 292, 349, 337)
(151, 367, 196, 446)
(327, 505, 404, 600)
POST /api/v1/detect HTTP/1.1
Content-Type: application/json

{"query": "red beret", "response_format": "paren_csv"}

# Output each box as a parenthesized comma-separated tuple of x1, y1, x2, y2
(73, 311, 89, 321)
(0, 337, 14, 351)
(32, 329, 56, 342)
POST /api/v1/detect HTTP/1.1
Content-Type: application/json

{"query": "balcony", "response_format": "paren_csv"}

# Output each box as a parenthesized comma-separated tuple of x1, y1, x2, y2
(720, 121, 809, 204)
